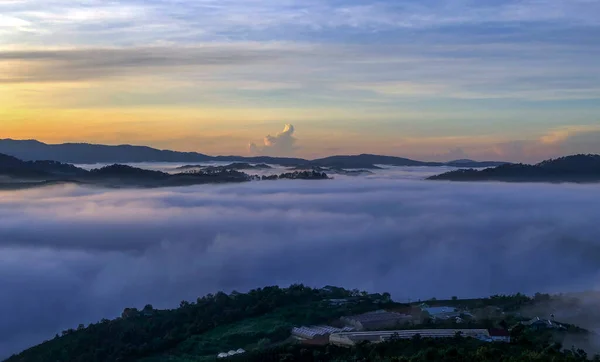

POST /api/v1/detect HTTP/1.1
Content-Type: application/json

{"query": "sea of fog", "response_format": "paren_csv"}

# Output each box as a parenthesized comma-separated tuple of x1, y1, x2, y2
(1, 165, 600, 357)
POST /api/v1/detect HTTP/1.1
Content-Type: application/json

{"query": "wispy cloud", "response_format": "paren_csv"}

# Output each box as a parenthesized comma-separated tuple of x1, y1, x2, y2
(539, 125, 600, 145)
(2, 0, 600, 46)
(1, 41, 599, 102)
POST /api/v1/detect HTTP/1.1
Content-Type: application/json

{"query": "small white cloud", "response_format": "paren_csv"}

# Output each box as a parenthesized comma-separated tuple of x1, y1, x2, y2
(249, 124, 297, 156)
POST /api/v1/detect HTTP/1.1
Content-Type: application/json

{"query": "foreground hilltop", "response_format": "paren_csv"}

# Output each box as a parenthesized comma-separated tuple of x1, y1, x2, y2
(428, 154, 600, 183)
(0, 154, 329, 189)
(6, 286, 598, 362)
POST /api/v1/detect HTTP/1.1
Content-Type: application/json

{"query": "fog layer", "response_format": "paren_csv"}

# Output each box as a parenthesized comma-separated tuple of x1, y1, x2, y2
(1, 170, 600, 357)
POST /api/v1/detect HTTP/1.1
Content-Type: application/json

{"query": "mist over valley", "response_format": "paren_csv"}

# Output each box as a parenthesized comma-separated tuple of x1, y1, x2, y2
(2, 165, 600, 358)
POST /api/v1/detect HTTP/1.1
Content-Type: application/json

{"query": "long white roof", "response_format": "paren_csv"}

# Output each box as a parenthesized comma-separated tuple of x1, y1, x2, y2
(332, 329, 490, 341)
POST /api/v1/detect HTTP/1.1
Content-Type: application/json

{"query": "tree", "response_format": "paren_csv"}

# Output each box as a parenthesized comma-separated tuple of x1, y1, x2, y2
(121, 307, 138, 319)
(499, 319, 508, 329)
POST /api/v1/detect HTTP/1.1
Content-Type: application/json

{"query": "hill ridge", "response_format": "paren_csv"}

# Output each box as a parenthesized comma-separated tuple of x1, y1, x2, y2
(428, 154, 600, 183)
(0, 139, 507, 168)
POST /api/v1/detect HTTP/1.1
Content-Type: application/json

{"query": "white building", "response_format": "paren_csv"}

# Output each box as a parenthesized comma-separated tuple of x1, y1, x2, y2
(489, 329, 511, 343)
(330, 329, 491, 346)
(292, 325, 354, 340)
(217, 348, 246, 358)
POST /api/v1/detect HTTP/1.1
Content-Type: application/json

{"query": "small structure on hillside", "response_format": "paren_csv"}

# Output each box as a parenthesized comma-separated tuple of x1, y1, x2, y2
(292, 325, 354, 344)
(328, 298, 351, 306)
(488, 329, 511, 342)
(521, 317, 567, 330)
(341, 310, 413, 330)
(421, 306, 461, 320)
(217, 348, 246, 359)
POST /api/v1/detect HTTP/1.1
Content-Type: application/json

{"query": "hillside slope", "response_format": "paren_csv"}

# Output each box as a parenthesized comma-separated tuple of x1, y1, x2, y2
(5, 287, 597, 362)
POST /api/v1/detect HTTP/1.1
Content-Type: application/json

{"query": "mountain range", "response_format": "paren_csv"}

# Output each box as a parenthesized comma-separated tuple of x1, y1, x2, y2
(0, 139, 507, 169)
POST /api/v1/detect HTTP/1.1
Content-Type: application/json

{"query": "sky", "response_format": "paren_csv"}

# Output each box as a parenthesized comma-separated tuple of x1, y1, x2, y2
(1, 0, 600, 161)
(2, 168, 600, 358)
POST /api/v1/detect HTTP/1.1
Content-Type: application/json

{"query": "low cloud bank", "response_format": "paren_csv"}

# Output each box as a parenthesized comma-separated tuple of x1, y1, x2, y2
(1, 175, 600, 357)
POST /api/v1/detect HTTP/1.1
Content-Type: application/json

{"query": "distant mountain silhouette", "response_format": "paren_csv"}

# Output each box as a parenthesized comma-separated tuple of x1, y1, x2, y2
(445, 159, 507, 168)
(428, 154, 600, 183)
(0, 139, 507, 168)
(177, 162, 273, 171)
(0, 139, 215, 164)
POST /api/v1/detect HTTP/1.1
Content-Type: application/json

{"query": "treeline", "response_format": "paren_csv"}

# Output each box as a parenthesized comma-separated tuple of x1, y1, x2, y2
(238, 334, 597, 362)
(261, 171, 330, 180)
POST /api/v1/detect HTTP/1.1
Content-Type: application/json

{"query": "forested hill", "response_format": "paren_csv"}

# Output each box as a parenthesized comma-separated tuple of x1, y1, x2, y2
(0, 153, 330, 189)
(428, 154, 600, 183)
(5, 286, 599, 362)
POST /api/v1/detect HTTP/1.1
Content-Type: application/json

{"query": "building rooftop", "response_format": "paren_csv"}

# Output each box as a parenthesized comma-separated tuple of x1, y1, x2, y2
(422, 306, 457, 315)
(292, 325, 354, 339)
(521, 317, 567, 329)
(344, 310, 411, 323)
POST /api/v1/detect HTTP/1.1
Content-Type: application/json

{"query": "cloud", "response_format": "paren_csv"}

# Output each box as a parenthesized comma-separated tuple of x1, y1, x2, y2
(421, 125, 600, 163)
(249, 124, 297, 156)
(0, 44, 302, 84)
(1, 39, 599, 103)
(539, 125, 600, 145)
(474, 125, 600, 163)
(1, 171, 600, 358)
